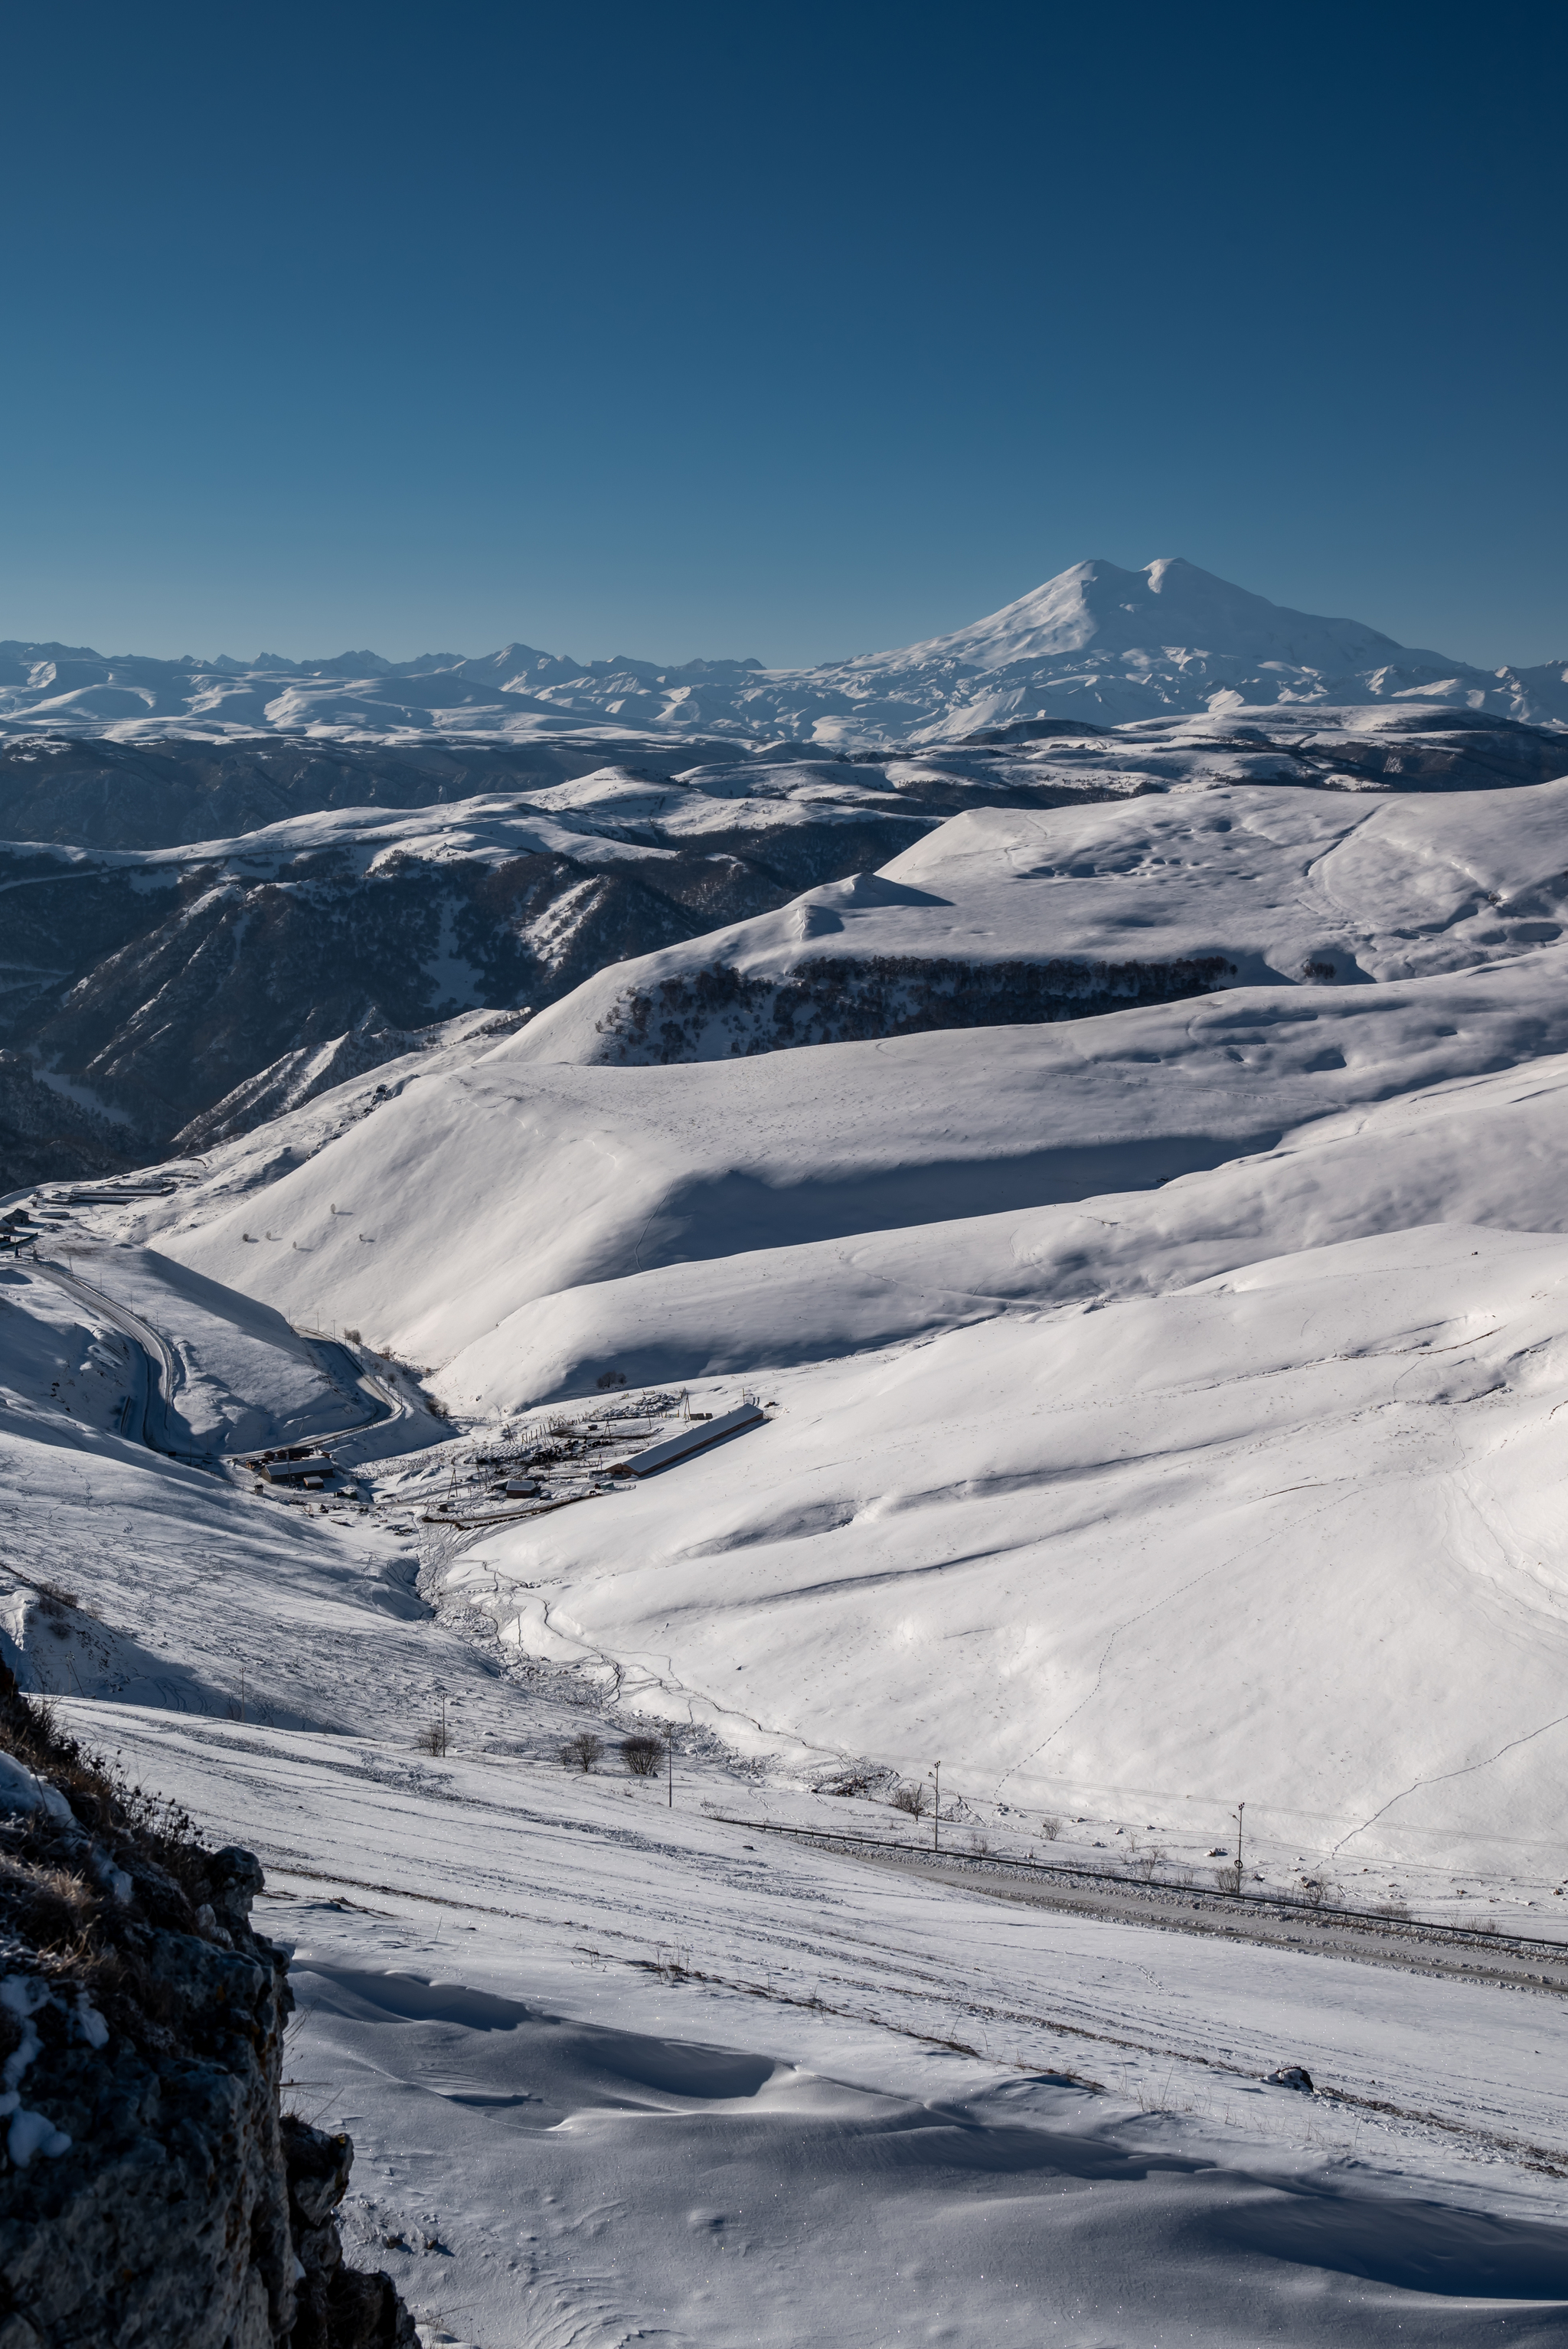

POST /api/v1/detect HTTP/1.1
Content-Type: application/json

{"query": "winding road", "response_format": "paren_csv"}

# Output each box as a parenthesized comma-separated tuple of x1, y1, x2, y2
(27, 1253, 404, 1471)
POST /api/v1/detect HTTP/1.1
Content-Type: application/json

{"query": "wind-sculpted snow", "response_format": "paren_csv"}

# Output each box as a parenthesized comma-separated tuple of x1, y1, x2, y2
(516, 781, 1568, 1066)
(5, 558, 1566, 747)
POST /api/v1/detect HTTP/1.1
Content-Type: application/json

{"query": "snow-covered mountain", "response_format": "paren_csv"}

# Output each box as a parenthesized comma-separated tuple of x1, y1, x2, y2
(5, 557, 1566, 745)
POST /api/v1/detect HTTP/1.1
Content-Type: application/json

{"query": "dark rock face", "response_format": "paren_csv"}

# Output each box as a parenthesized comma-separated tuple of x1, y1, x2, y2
(281, 2117, 415, 2349)
(0, 1668, 413, 2349)
(591, 950, 1240, 1064)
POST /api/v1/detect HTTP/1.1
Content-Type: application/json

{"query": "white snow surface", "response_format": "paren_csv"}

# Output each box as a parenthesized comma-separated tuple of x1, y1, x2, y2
(67, 1696, 1568, 2349)
(514, 779, 1568, 1064)
(5, 557, 1566, 744)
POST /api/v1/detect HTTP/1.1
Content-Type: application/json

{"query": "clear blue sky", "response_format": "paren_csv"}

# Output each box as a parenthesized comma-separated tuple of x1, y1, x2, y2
(2, 0, 1563, 669)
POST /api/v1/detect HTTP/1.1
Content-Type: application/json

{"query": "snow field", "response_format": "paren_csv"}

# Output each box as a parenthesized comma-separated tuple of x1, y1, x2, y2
(430, 1045, 1568, 1405)
(60, 1698, 1568, 2347)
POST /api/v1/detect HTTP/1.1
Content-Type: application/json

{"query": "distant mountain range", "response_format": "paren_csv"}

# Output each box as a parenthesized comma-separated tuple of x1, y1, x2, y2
(5, 558, 1566, 745)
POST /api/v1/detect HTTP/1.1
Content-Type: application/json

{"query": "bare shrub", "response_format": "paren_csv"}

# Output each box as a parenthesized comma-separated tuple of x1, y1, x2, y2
(620, 1734, 663, 1778)
(417, 1717, 449, 1757)
(1039, 1814, 1062, 1842)
(966, 1828, 990, 1857)
(1129, 1846, 1167, 1883)
(596, 1371, 629, 1390)
(890, 1782, 929, 1822)
(815, 1769, 874, 1799)
(1214, 1860, 1243, 1896)
(561, 1730, 603, 1772)
(0, 1856, 98, 1953)
(1298, 1877, 1329, 1908)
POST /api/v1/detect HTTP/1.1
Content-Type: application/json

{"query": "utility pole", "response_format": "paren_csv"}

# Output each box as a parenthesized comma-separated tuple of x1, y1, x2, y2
(1233, 1799, 1246, 1885)
(667, 1736, 673, 1808)
(932, 1761, 942, 1853)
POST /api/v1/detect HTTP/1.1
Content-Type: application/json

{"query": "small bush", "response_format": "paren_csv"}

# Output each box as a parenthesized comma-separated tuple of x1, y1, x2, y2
(417, 1717, 449, 1757)
(621, 1734, 663, 1778)
(561, 1730, 603, 1772)
(1039, 1814, 1062, 1842)
(890, 1783, 929, 1821)
(596, 1371, 629, 1390)
(1213, 1861, 1243, 1895)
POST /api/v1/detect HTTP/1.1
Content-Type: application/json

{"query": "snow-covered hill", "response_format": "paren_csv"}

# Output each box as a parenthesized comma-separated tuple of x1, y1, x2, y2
(440, 1219, 1568, 1843)
(6, 557, 1566, 746)
(134, 935, 1568, 1394)
(514, 779, 1568, 1066)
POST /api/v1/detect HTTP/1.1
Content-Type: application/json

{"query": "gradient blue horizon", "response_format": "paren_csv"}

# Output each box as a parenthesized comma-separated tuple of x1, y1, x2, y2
(2, 0, 1563, 672)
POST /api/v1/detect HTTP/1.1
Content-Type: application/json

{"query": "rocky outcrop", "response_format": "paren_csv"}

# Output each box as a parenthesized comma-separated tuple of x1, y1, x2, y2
(280, 2117, 415, 2349)
(590, 948, 1239, 1065)
(0, 1668, 413, 2347)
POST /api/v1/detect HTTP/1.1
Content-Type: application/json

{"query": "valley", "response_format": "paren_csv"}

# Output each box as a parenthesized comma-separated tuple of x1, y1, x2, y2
(6, 558, 1568, 2341)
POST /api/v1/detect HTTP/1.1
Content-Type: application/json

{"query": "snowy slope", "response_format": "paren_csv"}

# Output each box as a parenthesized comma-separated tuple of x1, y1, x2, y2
(892, 554, 1416, 671)
(6, 1259, 1568, 2339)
(514, 779, 1568, 1065)
(443, 1221, 1568, 1859)
(428, 1050, 1568, 1406)
(5, 558, 1566, 746)
(135, 939, 1568, 1388)
(86, 1697, 1568, 2349)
